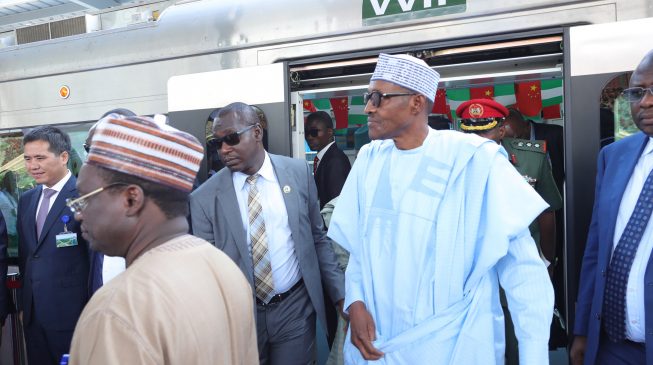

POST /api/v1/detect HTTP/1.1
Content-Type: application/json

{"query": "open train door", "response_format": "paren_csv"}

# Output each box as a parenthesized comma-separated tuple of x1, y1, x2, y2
(564, 16, 653, 339)
(167, 63, 291, 183)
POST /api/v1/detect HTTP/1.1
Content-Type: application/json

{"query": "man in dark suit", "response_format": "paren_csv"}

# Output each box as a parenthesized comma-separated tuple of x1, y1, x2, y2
(305, 111, 351, 348)
(305, 111, 351, 210)
(570, 50, 653, 365)
(190, 102, 345, 365)
(18, 126, 89, 364)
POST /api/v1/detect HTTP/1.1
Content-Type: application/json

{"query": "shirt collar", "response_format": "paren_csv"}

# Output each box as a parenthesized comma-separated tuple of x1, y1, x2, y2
(316, 141, 335, 160)
(233, 152, 276, 191)
(45, 170, 72, 192)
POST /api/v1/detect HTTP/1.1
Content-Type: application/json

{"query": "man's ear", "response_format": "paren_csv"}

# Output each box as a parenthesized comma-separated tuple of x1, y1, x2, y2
(124, 185, 146, 216)
(411, 95, 428, 115)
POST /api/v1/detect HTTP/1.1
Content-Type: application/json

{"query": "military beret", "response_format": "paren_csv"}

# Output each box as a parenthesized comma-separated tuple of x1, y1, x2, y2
(456, 99, 509, 132)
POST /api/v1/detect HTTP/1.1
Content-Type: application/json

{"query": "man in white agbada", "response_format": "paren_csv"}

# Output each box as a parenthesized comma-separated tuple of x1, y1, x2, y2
(327, 53, 554, 364)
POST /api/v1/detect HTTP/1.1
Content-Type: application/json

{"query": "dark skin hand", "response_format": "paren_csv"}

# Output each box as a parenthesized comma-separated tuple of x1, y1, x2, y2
(348, 301, 384, 360)
(569, 335, 587, 365)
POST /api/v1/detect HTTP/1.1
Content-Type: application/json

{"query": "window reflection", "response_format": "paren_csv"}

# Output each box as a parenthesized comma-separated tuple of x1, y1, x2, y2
(600, 73, 635, 147)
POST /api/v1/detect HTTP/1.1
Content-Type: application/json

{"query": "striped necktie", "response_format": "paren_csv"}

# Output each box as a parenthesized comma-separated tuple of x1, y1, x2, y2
(246, 174, 274, 303)
(603, 167, 653, 342)
(313, 156, 319, 175)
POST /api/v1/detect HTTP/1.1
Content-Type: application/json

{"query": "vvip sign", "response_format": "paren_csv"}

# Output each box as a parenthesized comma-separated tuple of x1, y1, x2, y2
(363, 0, 466, 25)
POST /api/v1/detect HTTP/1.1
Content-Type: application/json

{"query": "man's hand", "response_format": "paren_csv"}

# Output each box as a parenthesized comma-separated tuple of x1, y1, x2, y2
(570, 335, 587, 365)
(348, 301, 383, 360)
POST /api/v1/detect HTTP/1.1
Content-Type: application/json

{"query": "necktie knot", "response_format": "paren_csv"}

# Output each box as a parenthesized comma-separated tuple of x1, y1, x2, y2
(43, 188, 56, 199)
(246, 174, 259, 186)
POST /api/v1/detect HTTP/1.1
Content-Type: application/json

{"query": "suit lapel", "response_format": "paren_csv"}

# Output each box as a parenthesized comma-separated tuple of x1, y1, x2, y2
(270, 155, 301, 245)
(604, 133, 649, 250)
(216, 171, 250, 271)
(25, 187, 41, 250)
(36, 176, 76, 250)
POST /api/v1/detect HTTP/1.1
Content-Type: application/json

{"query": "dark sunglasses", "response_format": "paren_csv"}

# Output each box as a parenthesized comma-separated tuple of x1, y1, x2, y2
(622, 87, 653, 102)
(363, 91, 417, 108)
(83, 143, 90, 153)
(214, 124, 257, 150)
(306, 128, 322, 138)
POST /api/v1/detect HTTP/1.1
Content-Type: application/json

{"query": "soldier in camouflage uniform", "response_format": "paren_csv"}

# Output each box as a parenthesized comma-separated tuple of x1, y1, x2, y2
(457, 99, 562, 365)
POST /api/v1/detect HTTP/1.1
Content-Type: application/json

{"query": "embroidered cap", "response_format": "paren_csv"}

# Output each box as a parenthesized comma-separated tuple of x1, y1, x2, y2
(457, 99, 510, 132)
(88, 115, 204, 192)
(371, 53, 440, 102)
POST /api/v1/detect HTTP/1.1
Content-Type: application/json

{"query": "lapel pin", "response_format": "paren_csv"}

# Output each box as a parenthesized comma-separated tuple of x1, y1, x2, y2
(283, 185, 291, 194)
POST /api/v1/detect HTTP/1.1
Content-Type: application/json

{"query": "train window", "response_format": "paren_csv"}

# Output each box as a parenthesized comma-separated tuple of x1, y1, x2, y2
(600, 73, 634, 147)
(0, 122, 94, 257)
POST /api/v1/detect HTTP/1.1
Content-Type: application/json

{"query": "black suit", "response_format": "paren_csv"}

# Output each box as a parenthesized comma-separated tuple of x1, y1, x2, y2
(17, 176, 90, 365)
(314, 143, 351, 210)
(313, 143, 350, 348)
(531, 120, 566, 349)
(531, 121, 564, 192)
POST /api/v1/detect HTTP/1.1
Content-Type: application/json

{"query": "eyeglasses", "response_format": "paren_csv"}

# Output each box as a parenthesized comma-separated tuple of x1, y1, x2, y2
(622, 87, 653, 102)
(83, 143, 90, 153)
(66, 183, 128, 214)
(363, 91, 417, 108)
(214, 124, 257, 150)
(306, 129, 323, 138)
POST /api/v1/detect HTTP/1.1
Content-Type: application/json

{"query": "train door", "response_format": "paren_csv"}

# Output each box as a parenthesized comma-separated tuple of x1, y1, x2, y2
(167, 63, 291, 182)
(564, 16, 653, 339)
(289, 33, 571, 347)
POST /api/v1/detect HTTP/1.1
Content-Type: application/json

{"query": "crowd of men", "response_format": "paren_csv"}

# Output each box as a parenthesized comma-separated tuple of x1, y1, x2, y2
(0, 49, 650, 365)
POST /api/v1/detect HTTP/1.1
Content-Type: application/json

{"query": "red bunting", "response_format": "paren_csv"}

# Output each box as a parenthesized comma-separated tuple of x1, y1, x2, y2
(470, 86, 494, 100)
(516, 81, 542, 117)
(432, 89, 448, 114)
(330, 97, 349, 129)
(303, 100, 316, 112)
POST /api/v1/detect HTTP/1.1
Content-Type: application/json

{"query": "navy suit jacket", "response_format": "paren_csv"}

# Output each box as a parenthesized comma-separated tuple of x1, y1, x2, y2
(17, 176, 89, 331)
(574, 132, 653, 364)
(315, 143, 351, 210)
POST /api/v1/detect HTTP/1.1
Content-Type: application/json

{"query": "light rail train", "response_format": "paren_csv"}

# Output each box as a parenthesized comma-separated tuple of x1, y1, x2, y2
(1, 0, 652, 356)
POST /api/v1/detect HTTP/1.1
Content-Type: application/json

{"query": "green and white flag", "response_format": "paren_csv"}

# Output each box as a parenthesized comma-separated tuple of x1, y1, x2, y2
(493, 83, 516, 107)
(349, 96, 367, 125)
(541, 79, 563, 107)
(446, 88, 470, 119)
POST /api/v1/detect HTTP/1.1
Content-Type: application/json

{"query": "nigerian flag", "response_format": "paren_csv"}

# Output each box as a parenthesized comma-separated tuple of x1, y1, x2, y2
(494, 83, 516, 107)
(446, 88, 470, 119)
(349, 95, 367, 125)
(541, 79, 563, 107)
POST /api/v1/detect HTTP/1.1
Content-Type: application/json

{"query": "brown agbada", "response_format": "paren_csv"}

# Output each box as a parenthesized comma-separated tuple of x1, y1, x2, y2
(70, 234, 258, 365)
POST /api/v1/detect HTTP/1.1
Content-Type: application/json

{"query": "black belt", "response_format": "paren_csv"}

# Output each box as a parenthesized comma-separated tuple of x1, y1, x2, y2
(256, 279, 304, 307)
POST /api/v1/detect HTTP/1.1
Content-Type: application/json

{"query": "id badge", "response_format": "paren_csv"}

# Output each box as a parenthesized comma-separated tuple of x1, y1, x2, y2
(56, 232, 78, 248)
(56, 214, 78, 248)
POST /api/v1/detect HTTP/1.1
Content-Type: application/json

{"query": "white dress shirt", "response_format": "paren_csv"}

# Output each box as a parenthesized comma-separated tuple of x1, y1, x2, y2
(102, 256, 126, 284)
(613, 137, 653, 342)
(35, 170, 72, 219)
(232, 152, 301, 294)
(315, 141, 336, 171)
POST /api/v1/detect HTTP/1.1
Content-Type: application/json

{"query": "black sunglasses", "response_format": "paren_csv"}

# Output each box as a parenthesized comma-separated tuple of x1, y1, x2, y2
(363, 91, 417, 108)
(306, 128, 322, 138)
(83, 143, 90, 153)
(622, 87, 653, 102)
(214, 124, 257, 150)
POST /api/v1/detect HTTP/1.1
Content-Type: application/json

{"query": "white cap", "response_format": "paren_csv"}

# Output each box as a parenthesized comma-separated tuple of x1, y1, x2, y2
(371, 53, 440, 102)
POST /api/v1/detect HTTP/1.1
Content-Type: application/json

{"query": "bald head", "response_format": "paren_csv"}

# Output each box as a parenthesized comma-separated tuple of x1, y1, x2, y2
(629, 49, 653, 136)
(503, 108, 530, 139)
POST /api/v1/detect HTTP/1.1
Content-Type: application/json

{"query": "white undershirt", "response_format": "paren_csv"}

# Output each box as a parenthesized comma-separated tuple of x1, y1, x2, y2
(315, 141, 336, 170)
(612, 137, 653, 342)
(232, 152, 301, 294)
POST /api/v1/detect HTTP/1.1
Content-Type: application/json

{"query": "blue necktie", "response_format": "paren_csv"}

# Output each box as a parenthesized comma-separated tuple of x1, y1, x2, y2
(603, 167, 653, 342)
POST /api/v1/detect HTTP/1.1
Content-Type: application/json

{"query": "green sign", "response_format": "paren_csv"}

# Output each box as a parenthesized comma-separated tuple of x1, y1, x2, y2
(363, 0, 466, 26)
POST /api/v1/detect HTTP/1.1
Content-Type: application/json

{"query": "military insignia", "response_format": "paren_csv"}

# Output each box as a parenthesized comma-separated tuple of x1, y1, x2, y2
(468, 103, 484, 118)
(517, 142, 524, 147)
(526, 142, 532, 147)
(523, 175, 537, 187)
(534, 143, 540, 148)
(283, 185, 291, 194)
